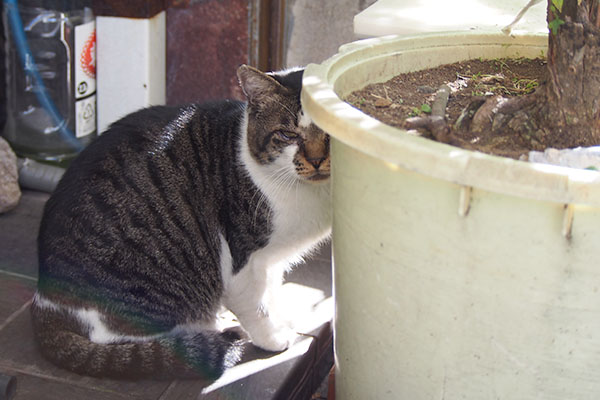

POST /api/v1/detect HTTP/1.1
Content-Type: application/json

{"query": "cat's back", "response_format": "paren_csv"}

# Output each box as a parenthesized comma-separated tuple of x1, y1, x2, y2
(58, 101, 243, 181)
(38, 101, 245, 275)
(45, 100, 244, 206)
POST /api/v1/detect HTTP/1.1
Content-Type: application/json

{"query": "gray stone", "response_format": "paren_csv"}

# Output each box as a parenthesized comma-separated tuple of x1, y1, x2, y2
(0, 137, 21, 213)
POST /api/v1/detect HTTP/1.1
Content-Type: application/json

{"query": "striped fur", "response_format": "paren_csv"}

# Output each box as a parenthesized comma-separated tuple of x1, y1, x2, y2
(32, 66, 331, 380)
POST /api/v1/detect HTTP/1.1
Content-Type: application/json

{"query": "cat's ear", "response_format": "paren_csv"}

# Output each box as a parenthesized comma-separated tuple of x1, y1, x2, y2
(237, 65, 283, 105)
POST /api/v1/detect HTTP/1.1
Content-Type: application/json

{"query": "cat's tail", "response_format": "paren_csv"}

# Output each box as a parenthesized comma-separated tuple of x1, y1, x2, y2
(30, 300, 245, 381)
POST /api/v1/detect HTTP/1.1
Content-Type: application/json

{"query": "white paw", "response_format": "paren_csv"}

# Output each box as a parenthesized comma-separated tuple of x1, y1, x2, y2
(250, 326, 298, 352)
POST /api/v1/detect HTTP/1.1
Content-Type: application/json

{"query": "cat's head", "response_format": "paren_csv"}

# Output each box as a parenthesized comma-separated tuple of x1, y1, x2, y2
(237, 65, 330, 184)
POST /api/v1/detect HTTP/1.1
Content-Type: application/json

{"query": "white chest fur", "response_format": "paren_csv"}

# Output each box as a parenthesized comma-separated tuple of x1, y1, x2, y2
(266, 175, 331, 264)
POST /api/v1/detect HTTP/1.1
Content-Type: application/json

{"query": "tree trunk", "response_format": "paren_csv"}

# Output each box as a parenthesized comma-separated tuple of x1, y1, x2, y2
(540, 0, 600, 147)
(461, 0, 600, 150)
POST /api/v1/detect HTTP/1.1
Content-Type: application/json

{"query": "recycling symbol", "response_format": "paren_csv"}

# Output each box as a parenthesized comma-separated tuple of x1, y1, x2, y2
(83, 104, 95, 120)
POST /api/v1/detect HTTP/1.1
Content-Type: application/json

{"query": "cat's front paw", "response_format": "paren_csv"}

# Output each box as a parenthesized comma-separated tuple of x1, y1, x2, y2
(250, 326, 298, 352)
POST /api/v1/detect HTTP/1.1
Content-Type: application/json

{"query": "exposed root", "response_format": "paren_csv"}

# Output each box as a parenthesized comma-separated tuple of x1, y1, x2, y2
(454, 97, 486, 131)
(405, 84, 451, 143)
(408, 87, 547, 155)
(406, 115, 449, 142)
(470, 94, 538, 134)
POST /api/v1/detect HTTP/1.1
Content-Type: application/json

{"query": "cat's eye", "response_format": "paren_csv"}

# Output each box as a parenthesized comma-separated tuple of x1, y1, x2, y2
(275, 131, 299, 141)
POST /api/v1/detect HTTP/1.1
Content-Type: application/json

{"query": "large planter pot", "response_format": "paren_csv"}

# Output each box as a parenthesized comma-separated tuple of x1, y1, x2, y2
(302, 32, 600, 399)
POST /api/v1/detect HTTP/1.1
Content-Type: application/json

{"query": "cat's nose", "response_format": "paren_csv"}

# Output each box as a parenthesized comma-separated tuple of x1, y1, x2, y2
(307, 157, 326, 169)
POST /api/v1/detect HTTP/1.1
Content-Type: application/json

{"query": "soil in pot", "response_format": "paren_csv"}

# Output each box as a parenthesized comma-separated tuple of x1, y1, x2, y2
(345, 58, 557, 160)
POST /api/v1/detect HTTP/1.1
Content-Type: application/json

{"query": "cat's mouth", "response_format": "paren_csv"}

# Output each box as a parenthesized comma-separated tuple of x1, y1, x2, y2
(306, 172, 330, 182)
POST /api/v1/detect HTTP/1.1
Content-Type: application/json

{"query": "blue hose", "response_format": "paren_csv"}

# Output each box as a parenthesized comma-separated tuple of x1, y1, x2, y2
(3, 0, 82, 150)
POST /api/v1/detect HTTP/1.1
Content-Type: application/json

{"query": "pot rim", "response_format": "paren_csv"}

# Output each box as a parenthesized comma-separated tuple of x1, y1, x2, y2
(301, 31, 600, 207)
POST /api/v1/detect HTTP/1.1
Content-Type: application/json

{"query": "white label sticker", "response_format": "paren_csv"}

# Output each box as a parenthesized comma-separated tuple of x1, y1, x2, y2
(74, 20, 96, 137)
(76, 94, 96, 138)
(74, 21, 96, 100)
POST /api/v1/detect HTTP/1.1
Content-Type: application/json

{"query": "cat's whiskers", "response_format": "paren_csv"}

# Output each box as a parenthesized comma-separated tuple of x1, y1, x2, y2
(251, 164, 295, 227)
(248, 165, 286, 212)
(295, 174, 301, 210)
(281, 171, 300, 210)
(266, 166, 296, 202)
(267, 167, 296, 204)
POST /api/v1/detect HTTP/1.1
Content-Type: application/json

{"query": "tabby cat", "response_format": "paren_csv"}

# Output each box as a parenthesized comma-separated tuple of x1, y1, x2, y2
(31, 65, 331, 381)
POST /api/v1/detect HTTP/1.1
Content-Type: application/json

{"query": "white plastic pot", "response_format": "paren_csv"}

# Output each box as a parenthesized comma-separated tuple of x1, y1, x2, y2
(302, 32, 600, 399)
